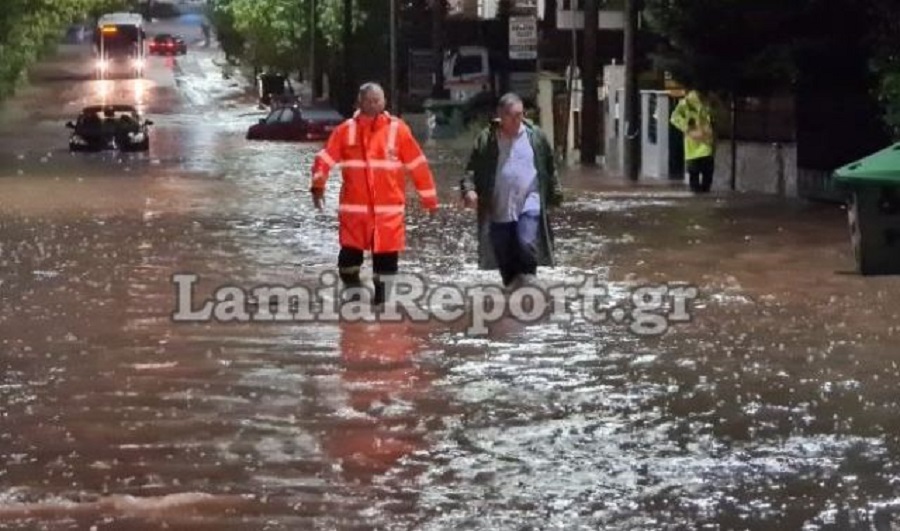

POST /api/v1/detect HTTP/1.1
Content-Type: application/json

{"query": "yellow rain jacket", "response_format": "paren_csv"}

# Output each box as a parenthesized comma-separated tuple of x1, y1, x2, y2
(670, 91, 715, 161)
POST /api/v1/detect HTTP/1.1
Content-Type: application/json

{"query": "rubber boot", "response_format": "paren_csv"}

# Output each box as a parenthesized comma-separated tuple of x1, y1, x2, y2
(339, 266, 365, 303)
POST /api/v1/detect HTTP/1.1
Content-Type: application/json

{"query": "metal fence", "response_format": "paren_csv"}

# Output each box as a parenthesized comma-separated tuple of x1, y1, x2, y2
(714, 95, 797, 143)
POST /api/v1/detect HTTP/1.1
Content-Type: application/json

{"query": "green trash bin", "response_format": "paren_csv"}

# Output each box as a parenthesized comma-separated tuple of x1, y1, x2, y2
(833, 143, 900, 275)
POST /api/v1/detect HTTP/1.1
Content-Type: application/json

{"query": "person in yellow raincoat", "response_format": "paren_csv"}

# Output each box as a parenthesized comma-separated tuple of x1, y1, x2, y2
(670, 90, 716, 193)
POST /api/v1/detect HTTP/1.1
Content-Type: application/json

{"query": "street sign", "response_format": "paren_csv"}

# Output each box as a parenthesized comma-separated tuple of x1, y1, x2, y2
(509, 15, 537, 60)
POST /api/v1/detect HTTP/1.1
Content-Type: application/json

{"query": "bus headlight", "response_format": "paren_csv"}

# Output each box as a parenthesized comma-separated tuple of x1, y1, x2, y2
(96, 59, 108, 71)
(133, 58, 145, 70)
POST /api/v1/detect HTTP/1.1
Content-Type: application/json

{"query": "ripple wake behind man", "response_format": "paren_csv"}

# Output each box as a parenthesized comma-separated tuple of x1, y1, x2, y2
(309, 82, 439, 307)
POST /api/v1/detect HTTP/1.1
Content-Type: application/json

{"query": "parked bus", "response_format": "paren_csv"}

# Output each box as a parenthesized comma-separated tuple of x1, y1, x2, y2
(93, 13, 146, 79)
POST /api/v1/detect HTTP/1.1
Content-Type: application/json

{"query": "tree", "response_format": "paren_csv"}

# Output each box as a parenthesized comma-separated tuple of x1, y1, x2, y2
(642, 0, 800, 96)
(867, 0, 900, 139)
(210, 0, 364, 74)
(0, 0, 134, 100)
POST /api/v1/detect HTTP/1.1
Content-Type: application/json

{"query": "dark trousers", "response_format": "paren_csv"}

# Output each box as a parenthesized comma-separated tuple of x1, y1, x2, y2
(687, 156, 715, 193)
(489, 211, 540, 287)
(338, 247, 398, 304)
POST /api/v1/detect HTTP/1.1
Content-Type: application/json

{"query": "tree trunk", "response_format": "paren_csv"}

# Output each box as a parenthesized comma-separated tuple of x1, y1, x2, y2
(309, 0, 317, 100)
(342, 0, 354, 114)
(431, 0, 446, 98)
(623, 0, 640, 179)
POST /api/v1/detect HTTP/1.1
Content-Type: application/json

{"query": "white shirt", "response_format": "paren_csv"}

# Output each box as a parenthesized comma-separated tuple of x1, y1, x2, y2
(492, 124, 540, 222)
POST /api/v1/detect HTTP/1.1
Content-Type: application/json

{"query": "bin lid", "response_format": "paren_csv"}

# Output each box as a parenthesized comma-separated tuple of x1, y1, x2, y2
(834, 142, 900, 184)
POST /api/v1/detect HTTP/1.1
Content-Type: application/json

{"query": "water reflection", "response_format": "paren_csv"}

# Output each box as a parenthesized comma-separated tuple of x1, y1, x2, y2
(322, 322, 434, 482)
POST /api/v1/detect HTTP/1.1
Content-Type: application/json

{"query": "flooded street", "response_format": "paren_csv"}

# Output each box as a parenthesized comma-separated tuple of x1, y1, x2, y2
(2, 21, 900, 531)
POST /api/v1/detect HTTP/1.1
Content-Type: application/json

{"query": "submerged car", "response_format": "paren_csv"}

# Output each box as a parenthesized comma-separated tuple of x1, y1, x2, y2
(246, 105, 343, 142)
(66, 104, 153, 152)
(148, 33, 187, 55)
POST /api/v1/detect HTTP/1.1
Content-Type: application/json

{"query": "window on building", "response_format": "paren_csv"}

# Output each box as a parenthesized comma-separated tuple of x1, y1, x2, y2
(613, 91, 620, 138)
(453, 55, 484, 77)
(560, 0, 583, 11)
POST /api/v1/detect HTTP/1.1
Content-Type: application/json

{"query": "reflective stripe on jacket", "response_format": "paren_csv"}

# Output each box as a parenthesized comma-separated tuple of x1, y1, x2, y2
(670, 91, 715, 161)
(311, 111, 438, 253)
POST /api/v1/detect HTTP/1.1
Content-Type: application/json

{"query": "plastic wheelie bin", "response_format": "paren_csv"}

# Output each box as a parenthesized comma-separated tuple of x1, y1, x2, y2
(833, 142, 900, 275)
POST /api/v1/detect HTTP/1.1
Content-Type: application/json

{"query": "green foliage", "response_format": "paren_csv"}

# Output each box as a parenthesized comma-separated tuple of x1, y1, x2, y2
(875, 71, 900, 138)
(643, 0, 800, 96)
(645, 0, 900, 138)
(867, 0, 900, 139)
(0, 0, 134, 101)
(210, 0, 365, 73)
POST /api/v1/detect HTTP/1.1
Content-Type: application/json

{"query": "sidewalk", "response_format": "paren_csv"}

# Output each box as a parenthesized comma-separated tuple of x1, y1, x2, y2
(558, 162, 695, 195)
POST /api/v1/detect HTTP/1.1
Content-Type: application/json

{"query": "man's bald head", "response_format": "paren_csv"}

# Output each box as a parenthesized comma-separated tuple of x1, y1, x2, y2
(357, 82, 386, 117)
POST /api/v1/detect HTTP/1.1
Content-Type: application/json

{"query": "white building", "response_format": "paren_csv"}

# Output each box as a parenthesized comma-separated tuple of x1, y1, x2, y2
(447, 0, 622, 27)
(447, 0, 547, 20)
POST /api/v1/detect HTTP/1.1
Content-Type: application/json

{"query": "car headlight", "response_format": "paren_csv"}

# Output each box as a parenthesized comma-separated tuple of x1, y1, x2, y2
(133, 58, 145, 69)
(129, 132, 146, 142)
(71, 135, 87, 145)
(96, 59, 108, 71)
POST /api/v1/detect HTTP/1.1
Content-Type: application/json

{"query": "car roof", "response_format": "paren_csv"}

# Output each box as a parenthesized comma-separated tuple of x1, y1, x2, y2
(80, 105, 140, 113)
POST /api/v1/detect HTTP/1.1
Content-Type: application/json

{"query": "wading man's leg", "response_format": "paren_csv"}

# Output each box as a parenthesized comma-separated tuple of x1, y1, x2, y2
(372, 252, 399, 306)
(338, 247, 366, 301)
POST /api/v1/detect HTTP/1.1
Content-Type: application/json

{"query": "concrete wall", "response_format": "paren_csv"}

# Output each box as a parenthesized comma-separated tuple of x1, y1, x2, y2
(706, 141, 799, 197)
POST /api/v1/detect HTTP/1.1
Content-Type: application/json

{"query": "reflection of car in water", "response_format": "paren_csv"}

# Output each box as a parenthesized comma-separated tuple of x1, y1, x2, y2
(66, 105, 153, 152)
(148, 33, 187, 55)
(246, 105, 343, 142)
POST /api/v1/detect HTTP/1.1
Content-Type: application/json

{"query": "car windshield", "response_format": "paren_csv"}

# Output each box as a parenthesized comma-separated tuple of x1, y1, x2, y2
(264, 110, 282, 125)
(76, 113, 104, 130)
(77, 108, 140, 128)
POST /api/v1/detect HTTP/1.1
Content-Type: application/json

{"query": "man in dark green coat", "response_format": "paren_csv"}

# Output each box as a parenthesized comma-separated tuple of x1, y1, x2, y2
(459, 92, 564, 288)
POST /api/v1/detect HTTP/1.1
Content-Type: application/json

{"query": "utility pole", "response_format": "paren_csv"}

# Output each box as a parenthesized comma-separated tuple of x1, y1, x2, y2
(623, 0, 640, 181)
(580, 0, 599, 166)
(390, 0, 398, 114)
(342, 0, 353, 114)
(431, 0, 446, 98)
(730, 93, 737, 190)
(309, 0, 317, 100)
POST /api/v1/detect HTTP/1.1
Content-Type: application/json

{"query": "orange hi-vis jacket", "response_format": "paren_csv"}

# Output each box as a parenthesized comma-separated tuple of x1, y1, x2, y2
(310, 110, 438, 253)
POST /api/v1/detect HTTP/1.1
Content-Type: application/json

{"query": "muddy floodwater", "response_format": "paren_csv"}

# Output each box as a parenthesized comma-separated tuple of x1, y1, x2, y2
(1, 21, 900, 531)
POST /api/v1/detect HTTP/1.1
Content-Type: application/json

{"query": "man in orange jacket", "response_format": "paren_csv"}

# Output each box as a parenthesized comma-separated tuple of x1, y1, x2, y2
(310, 82, 439, 306)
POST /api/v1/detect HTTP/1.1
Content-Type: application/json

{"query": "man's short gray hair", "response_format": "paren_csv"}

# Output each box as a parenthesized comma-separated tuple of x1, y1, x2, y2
(358, 82, 384, 99)
(497, 92, 523, 111)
